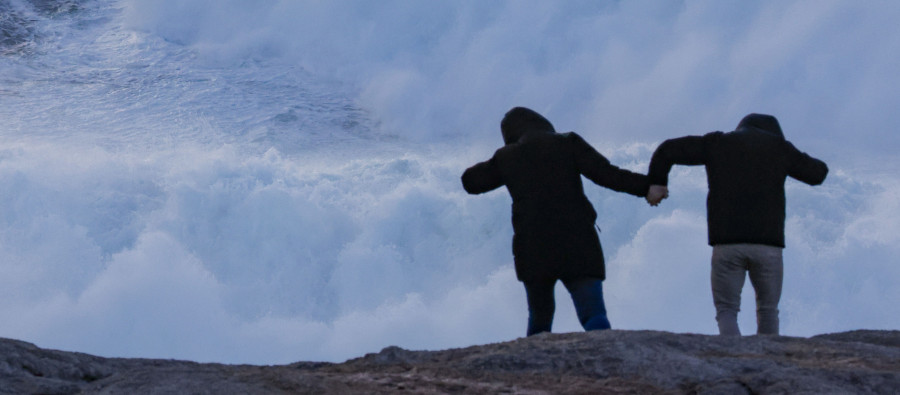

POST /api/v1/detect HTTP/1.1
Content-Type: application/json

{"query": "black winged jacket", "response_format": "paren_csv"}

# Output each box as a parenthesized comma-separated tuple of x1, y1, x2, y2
(648, 113, 828, 247)
(463, 125, 648, 282)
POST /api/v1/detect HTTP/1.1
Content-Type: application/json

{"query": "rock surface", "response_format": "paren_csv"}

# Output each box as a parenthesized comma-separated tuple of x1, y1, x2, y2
(2, 330, 899, 394)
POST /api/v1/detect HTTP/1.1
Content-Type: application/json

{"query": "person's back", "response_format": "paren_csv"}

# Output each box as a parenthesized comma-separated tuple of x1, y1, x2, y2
(494, 132, 594, 222)
(705, 129, 791, 247)
(647, 113, 827, 336)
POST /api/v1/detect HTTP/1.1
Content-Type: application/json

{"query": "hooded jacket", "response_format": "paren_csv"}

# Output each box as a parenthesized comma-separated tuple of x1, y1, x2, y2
(648, 113, 828, 247)
(462, 107, 649, 282)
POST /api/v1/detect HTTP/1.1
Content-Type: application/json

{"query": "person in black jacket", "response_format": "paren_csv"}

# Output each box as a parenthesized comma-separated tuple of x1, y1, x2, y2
(646, 113, 828, 336)
(462, 107, 650, 336)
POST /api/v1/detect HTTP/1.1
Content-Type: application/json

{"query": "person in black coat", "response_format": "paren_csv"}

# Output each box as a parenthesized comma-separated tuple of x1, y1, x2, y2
(646, 113, 828, 335)
(462, 107, 650, 336)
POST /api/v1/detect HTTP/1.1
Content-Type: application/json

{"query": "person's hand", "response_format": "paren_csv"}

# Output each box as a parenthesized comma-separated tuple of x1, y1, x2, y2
(646, 184, 668, 206)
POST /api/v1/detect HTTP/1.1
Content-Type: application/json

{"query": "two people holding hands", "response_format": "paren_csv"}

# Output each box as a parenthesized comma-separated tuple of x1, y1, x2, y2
(463, 108, 827, 337)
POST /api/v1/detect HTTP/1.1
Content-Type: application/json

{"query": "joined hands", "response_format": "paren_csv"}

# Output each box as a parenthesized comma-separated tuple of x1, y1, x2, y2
(646, 184, 668, 206)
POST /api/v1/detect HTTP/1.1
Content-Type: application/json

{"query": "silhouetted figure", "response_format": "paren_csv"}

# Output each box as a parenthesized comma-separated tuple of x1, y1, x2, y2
(462, 107, 650, 336)
(646, 113, 828, 335)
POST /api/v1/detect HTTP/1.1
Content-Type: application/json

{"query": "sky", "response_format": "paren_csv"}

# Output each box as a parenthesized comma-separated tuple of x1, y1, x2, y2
(0, 0, 898, 364)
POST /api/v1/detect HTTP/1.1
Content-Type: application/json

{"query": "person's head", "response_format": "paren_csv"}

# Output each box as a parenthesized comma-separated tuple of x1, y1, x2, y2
(500, 107, 555, 145)
(736, 113, 783, 138)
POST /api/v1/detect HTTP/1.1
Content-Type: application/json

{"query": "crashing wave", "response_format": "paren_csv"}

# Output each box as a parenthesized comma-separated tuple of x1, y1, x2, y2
(0, 0, 80, 55)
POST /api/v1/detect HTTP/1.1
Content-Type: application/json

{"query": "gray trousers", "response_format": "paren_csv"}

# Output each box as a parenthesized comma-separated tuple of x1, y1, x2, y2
(711, 243, 783, 336)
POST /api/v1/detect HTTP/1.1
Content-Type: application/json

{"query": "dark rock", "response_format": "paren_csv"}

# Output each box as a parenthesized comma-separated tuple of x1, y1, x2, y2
(1, 330, 898, 394)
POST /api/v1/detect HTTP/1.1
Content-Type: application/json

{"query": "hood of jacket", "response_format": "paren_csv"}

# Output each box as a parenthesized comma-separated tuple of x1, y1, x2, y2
(735, 113, 784, 138)
(500, 107, 556, 145)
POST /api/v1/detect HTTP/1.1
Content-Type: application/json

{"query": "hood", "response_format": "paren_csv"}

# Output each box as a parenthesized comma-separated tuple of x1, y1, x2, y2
(735, 113, 783, 138)
(500, 107, 555, 145)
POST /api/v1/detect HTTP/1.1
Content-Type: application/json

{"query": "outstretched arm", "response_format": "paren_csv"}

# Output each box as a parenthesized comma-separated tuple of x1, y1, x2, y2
(569, 133, 649, 197)
(645, 133, 713, 206)
(647, 133, 715, 186)
(461, 156, 504, 194)
(786, 141, 828, 186)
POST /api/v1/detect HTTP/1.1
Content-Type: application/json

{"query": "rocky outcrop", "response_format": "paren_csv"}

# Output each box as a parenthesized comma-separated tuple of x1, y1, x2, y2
(2, 330, 898, 394)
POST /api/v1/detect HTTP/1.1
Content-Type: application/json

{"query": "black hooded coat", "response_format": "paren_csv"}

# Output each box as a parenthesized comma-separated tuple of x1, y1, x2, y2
(647, 113, 828, 247)
(462, 108, 649, 282)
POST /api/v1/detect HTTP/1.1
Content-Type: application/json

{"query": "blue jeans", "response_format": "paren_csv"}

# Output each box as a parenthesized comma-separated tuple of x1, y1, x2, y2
(523, 277, 611, 336)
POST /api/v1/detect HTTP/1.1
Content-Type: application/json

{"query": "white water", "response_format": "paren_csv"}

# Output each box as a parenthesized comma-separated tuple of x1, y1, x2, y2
(1, 0, 899, 364)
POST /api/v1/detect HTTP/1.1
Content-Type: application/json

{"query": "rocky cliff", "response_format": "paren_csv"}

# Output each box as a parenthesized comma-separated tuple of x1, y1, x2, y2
(2, 330, 898, 394)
